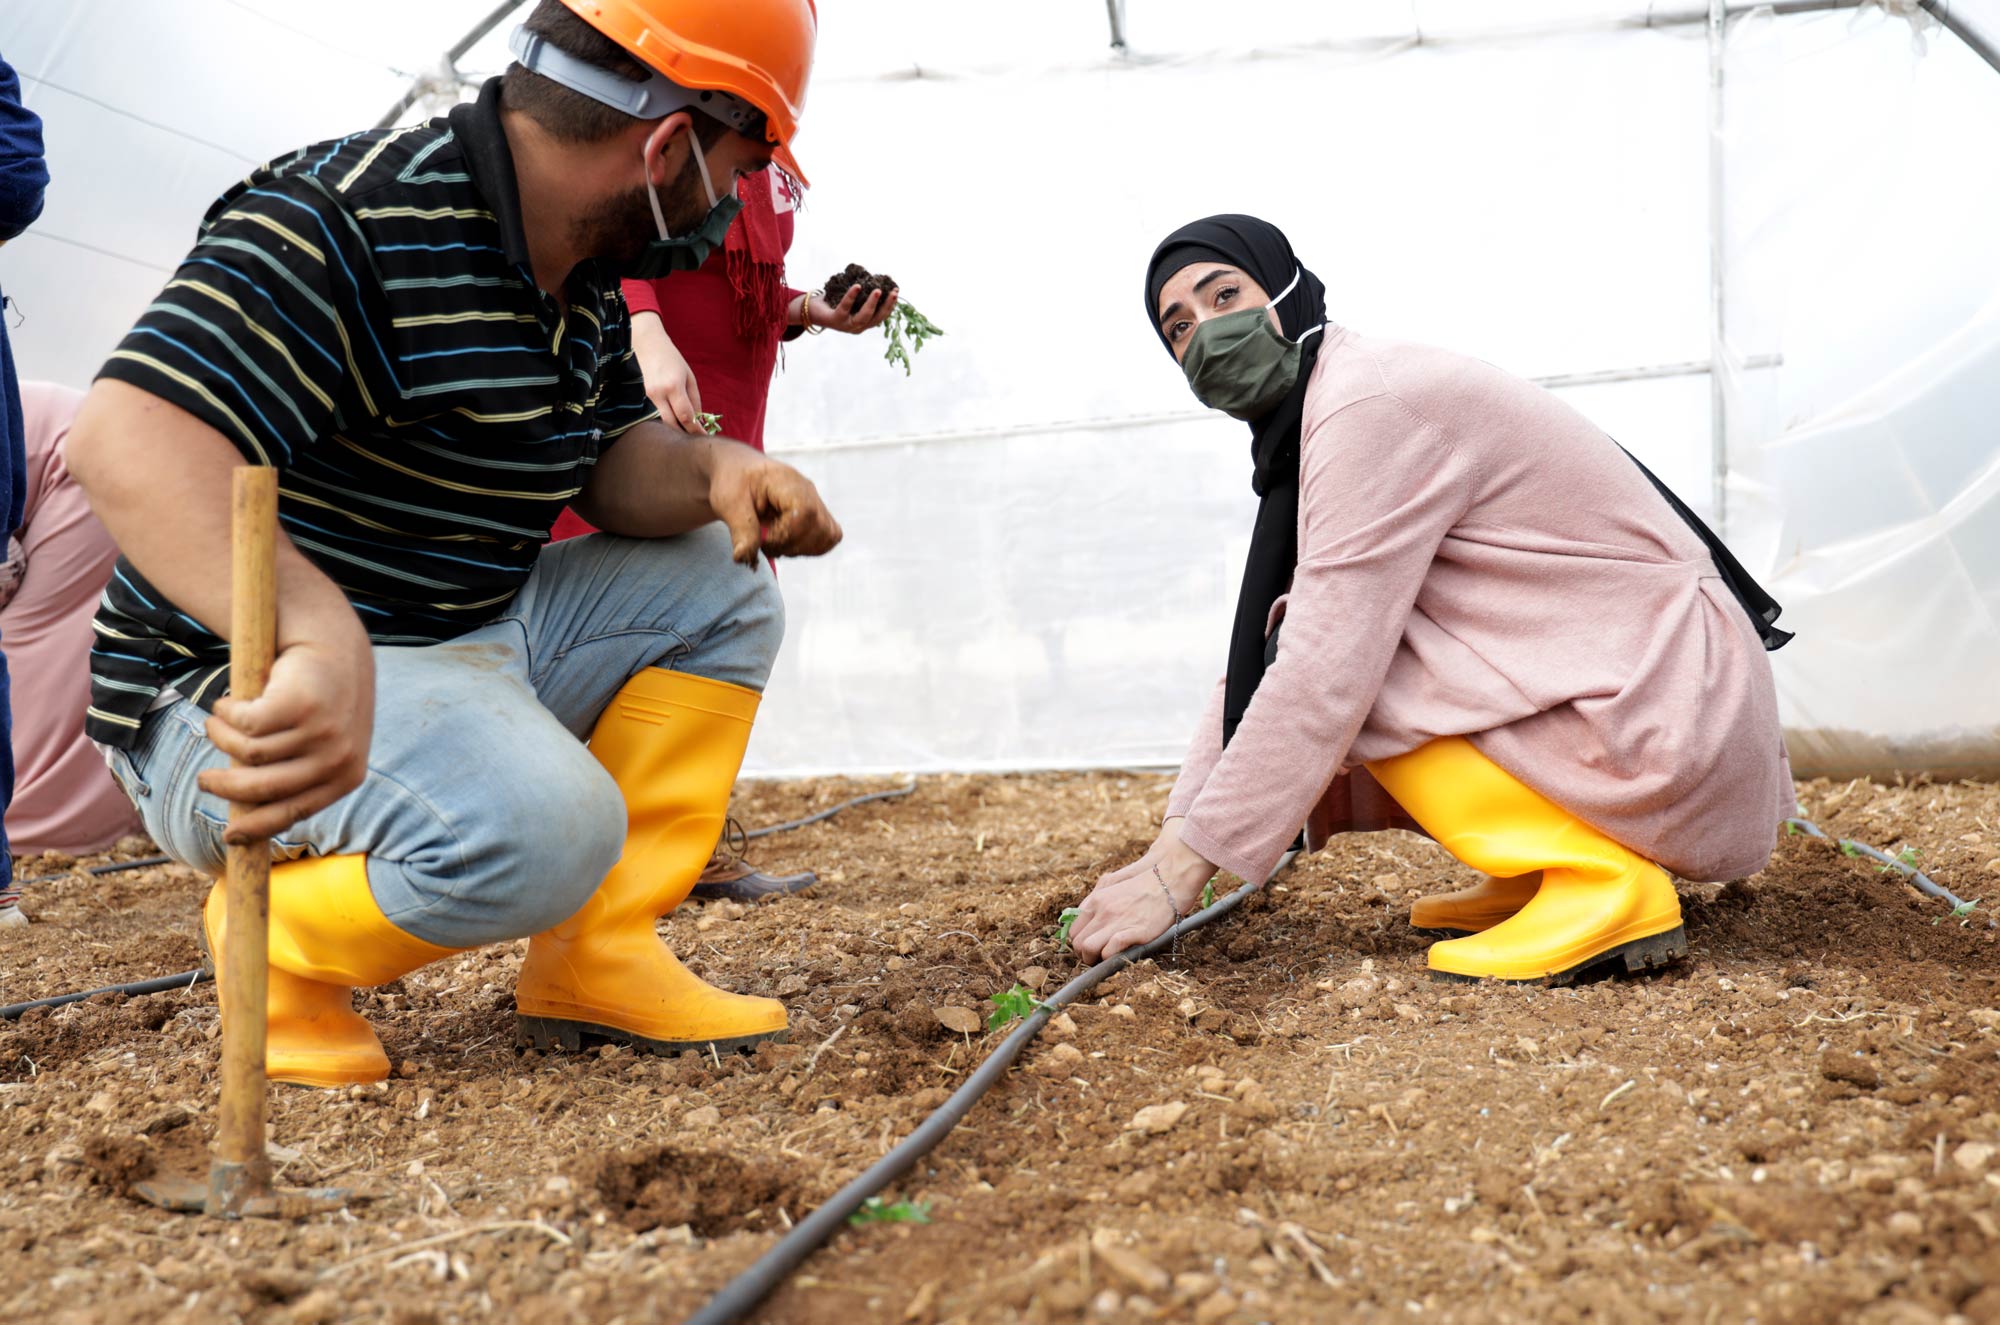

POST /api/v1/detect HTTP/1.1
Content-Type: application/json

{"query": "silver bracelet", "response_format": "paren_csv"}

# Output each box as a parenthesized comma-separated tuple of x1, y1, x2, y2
(1154, 863, 1191, 964)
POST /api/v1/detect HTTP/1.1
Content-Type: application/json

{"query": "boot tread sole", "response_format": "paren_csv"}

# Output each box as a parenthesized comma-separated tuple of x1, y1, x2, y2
(1430, 923, 1688, 986)
(516, 1015, 786, 1058)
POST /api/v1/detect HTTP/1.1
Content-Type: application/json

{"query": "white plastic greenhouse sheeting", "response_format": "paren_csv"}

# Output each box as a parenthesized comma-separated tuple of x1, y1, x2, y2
(1716, 8, 2000, 777)
(0, 3, 1992, 777)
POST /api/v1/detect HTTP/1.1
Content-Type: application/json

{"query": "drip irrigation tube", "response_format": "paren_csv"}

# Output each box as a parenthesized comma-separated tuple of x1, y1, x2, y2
(1, 968, 211, 1021)
(16, 854, 172, 888)
(1785, 817, 1992, 927)
(743, 779, 918, 840)
(1, 786, 923, 1022)
(680, 879, 1261, 1325)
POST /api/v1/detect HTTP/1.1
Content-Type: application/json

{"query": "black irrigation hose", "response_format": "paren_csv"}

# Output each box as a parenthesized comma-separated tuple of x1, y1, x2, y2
(1, 789, 922, 1022)
(1, 968, 212, 1021)
(680, 880, 1260, 1325)
(743, 778, 919, 841)
(15, 854, 173, 888)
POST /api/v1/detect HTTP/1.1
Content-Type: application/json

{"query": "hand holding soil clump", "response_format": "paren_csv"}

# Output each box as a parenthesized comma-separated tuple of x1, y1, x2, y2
(822, 263, 944, 376)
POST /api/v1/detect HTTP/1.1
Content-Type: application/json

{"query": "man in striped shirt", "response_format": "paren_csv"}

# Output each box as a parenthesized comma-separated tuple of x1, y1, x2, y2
(65, 0, 828, 1087)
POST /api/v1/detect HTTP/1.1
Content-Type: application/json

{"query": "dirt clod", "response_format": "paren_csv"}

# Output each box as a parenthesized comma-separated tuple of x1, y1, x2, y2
(823, 262, 896, 309)
(80, 1131, 154, 1194)
(578, 1145, 802, 1236)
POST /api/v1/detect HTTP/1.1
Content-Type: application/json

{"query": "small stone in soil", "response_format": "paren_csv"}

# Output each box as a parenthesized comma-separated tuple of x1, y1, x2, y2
(1129, 1101, 1189, 1134)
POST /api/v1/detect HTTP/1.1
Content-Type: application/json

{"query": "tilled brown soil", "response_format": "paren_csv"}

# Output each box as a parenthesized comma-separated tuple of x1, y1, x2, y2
(2, 772, 1997, 1325)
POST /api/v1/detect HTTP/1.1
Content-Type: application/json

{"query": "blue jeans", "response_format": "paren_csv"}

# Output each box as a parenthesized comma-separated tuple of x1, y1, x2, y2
(106, 527, 783, 948)
(1, 628, 12, 893)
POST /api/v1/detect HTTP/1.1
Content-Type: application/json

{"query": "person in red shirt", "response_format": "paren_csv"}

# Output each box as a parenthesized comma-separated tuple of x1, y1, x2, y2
(551, 165, 894, 901)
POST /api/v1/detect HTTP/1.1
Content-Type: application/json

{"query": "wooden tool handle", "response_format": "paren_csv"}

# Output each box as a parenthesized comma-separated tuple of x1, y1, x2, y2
(215, 467, 278, 1176)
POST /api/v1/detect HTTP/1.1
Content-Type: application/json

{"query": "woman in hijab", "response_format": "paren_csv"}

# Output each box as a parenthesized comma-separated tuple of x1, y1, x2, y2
(1066, 215, 1794, 983)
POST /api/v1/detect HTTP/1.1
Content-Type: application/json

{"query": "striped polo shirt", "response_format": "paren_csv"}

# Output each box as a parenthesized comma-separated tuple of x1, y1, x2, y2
(87, 79, 658, 748)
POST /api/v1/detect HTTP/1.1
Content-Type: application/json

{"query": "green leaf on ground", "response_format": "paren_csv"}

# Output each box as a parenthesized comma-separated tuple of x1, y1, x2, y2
(988, 982, 1041, 1032)
(848, 1195, 932, 1226)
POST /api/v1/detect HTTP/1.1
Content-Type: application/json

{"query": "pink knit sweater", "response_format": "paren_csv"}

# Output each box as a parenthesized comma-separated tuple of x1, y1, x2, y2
(1166, 328, 1793, 887)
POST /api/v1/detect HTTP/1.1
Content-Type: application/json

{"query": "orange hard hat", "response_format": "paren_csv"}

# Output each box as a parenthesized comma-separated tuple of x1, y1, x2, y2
(556, 0, 817, 185)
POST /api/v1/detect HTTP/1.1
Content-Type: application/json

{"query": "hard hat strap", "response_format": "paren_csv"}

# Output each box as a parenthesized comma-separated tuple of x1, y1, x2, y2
(508, 24, 767, 137)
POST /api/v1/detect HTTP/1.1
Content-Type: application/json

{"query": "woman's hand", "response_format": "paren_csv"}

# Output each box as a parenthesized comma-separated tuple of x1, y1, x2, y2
(1069, 821, 1217, 963)
(630, 311, 707, 435)
(801, 285, 899, 335)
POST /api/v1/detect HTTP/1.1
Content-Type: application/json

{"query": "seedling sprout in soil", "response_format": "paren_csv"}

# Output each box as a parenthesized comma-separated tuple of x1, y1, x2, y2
(987, 982, 1041, 1032)
(823, 263, 945, 375)
(695, 411, 722, 435)
(1939, 898, 1983, 927)
(848, 1196, 932, 1226)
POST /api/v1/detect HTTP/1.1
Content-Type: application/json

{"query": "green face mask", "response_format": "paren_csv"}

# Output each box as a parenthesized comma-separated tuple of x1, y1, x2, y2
(1179, 268, 1313, 420)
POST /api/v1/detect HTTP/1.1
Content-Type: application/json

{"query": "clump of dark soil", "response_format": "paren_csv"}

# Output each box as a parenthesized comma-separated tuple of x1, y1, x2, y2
(578, 1144, 802, 1236)
(81, 1131, 155, 1195)
(823, 262, 896, 307)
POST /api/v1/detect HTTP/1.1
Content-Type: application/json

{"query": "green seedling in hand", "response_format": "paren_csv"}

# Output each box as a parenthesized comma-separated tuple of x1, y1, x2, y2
(1055, 907, 1081, 949)
(849, 1195, 932, 1226)
(694, 411, 723, 436)
(988, 982, 1041, 1032)
(883, 301, 944, 376)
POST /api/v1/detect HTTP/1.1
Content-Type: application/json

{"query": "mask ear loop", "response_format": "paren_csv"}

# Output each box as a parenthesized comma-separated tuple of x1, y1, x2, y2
(642, 118, 723, 241)
(1267, 265, 1326, 347)
(645, 161, 672, 240)
(689, 133, 721, 210)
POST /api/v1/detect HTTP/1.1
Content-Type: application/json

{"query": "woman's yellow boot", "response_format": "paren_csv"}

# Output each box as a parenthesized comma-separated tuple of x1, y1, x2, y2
(202, 854, 459, 1088)
(1366, 737, 1686, 982)
(1409, 872, 1542, 935)
(514, 669, 788, 1056)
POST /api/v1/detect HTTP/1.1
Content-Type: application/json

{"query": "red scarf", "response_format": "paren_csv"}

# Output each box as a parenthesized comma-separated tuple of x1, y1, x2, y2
(725, 170, 796, 355)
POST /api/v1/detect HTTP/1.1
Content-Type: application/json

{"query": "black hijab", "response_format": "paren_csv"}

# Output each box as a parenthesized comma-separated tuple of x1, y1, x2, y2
(1146, 215, 1328, 745)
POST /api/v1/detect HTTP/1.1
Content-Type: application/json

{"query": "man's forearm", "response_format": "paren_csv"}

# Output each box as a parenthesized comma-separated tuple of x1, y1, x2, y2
(66, 380, 365, 654)
(572, 421, 723, 537)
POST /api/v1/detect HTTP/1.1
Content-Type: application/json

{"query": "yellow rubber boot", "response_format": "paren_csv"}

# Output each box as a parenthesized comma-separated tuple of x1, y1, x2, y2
(514, 668, 788, 1056)
(1409, 872, 1542, 935)
(202, 855, 459, 1088)
(1365, 737, 1686, 982)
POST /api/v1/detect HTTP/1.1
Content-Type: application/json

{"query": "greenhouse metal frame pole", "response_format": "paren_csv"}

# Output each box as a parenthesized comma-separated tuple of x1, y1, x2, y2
(374, 0, 526, 129)
(1919, 0, 2000, 75)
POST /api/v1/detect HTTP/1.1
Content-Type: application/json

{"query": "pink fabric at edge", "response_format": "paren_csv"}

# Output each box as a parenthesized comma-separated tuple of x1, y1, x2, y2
(3, 381, 141, 854)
